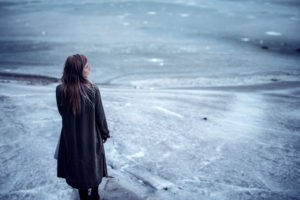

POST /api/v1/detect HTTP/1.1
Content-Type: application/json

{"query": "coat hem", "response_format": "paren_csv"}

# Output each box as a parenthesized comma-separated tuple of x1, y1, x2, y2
(66, 177, 104, 189)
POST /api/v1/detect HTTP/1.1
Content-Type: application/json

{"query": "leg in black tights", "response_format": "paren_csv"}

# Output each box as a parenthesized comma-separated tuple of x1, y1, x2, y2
(78, 189, 89, 200)
(91, 184, 100, 200)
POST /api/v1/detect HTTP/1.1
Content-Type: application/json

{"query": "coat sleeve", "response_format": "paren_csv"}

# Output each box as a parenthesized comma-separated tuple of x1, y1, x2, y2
(56, 85, 63, 116)
(95, 86, 110, 140)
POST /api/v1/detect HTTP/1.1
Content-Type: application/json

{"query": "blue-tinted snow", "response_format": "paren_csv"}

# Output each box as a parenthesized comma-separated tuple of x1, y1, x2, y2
(0, 0, 300, 199)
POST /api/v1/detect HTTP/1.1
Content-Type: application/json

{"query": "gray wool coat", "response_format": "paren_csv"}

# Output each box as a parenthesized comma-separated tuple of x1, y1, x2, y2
(55, 83, 110, 189)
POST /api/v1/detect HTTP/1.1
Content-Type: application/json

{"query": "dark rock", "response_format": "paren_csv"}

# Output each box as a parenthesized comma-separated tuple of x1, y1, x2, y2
(271, 78, 280, 82)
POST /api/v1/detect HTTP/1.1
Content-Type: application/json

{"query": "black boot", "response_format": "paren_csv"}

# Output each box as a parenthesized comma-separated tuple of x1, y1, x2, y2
(78, 188, 89, 200)
(90, 185, 100, 200)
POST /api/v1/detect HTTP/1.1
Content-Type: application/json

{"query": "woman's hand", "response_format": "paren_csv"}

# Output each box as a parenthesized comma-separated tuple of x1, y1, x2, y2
(102, 139, 107, 143)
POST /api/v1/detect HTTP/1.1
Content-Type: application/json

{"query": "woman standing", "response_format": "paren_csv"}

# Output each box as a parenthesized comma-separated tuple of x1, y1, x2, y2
(55, 54, 110, 200)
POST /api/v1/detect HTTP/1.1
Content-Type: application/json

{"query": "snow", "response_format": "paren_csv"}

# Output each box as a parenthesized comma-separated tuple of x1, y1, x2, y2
(241, 38, 250, 42)
(153, 105, 184, 119)
(265, 31, 282, 36)
(0, 0, 300, 199)
(147, 58, 164, 63)
(1, 79, 299, 199)
(147, 11, 156, 15)
(180, 13, 190, 17)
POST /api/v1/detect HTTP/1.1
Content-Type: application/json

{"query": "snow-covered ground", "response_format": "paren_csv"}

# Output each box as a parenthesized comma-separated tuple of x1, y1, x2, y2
(0, 0, 300, 199)
(0, 80, 299, 200)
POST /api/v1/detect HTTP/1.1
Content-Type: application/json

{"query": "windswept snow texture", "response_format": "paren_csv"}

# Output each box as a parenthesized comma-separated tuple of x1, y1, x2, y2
(0, 0, 300, 199)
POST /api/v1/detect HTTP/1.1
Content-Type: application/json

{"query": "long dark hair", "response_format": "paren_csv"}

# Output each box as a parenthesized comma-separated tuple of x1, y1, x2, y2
(60, 54, 95, 115)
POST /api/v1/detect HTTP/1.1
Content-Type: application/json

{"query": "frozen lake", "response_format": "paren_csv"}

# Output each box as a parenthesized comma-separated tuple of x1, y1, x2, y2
(0, 0, 300, 199)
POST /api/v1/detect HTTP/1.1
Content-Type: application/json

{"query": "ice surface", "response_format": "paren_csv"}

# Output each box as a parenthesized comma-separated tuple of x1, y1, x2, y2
(0, 0, 300, 199)
(1, 80, 299, 199)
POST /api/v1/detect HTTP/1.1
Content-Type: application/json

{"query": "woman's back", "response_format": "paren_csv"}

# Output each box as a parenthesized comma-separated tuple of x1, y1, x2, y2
(56, 81, 110, 189)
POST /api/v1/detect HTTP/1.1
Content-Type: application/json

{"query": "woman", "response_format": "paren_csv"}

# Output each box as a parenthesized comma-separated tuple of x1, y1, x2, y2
(55, 54, 110, 200)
